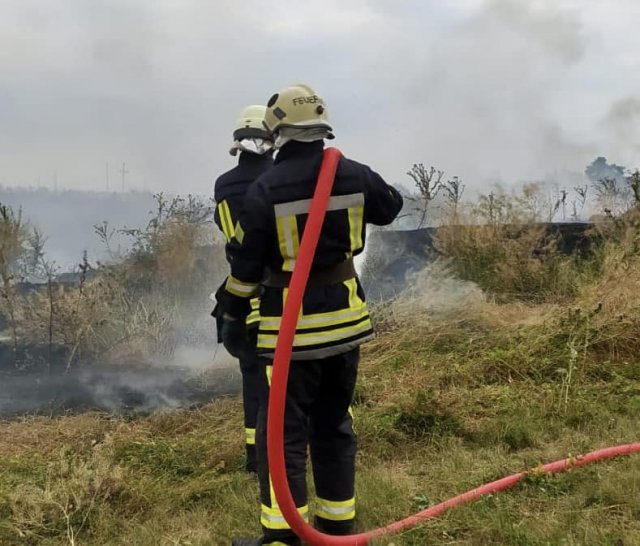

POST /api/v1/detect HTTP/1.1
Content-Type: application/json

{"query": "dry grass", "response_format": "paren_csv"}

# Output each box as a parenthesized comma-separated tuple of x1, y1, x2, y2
(434, 222, 594, 303)
(577, 226, 640, 360)
(1, 202, 639, 545)
(2, 274, 638, 545)
(3, 194, 228, 370)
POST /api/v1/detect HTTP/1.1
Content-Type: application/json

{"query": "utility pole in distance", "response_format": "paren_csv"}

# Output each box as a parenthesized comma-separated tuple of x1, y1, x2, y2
(105, 162, 110, 192)
(120, 162, 128, 193)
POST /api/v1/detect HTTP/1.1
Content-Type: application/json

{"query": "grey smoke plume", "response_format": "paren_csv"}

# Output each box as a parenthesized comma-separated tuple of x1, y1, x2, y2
(358, 0, 597, 187)
(602, 97, 640, 158)
(1, 0, 638, 193)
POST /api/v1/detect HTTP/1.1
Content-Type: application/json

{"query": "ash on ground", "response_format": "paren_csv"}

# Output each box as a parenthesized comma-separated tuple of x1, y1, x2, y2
(0, 344, 240, 418)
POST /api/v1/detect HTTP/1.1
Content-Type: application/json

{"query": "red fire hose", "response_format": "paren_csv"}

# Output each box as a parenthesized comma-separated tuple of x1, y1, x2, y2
(266, 147, 640, 545)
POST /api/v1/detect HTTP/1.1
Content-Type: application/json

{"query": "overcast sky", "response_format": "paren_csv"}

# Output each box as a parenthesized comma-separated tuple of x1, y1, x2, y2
(1, 0, 639, 194)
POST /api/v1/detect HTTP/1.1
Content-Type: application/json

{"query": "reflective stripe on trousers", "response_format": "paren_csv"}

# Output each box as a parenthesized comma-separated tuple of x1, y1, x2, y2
(315, 496, 356, 522)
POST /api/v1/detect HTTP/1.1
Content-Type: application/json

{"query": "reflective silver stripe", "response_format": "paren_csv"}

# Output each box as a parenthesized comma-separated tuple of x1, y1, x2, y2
(274, 193, 364, 217)
(226, 276, 258, 296)
(261, 505, 309, 529)
(260, 305, 368, 330)
(259, 318, 372, 347)
(318, 504, 355, 515)
(261, 512, 286, 523)
(261, 333, 375, 361)
(316, 497, 356, 521)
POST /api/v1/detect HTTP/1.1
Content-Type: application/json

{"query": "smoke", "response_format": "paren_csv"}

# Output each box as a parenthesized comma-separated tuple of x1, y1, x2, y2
(602, 97, 640, 162)
(0, 293, 240, 417)
(361, 227, 484, 322)
(399, 263, 484, 317)
(1, 0, 638, 192)
(352, 0, 600, 188)
(0, 342, 241, 418)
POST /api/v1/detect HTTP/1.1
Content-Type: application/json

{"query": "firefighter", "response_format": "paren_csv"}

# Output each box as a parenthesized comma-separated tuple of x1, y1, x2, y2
(217, 84, 403, 546)
(213, 104, 274, 473)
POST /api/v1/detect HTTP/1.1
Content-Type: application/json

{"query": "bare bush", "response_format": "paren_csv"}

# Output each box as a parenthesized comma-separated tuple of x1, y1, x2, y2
(16, 193, 227, 370)
(406, 164, 444, 228)
(0, 203, 45, 367)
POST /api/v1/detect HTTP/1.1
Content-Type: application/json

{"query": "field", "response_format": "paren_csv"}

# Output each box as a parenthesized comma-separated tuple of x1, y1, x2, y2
(1, 188, 639, 545)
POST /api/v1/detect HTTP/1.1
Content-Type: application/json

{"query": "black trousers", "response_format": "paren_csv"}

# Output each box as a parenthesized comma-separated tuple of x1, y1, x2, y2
(256, 349, 359, 545)
(240, 328, 260, 472)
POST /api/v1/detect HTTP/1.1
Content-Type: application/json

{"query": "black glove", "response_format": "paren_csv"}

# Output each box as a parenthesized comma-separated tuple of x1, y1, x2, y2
(221, 314, 252, 360)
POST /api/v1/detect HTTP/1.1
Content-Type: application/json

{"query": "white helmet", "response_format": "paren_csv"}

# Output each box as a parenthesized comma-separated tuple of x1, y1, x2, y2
(264, 84, 332, 134)
(232, 105, 272, 141)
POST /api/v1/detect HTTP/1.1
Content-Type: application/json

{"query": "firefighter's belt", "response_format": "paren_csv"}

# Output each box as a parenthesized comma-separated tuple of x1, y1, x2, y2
(264, 259, 356, 288)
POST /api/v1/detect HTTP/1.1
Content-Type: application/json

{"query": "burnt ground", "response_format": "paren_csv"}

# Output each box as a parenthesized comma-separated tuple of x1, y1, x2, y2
(0, 343, 241, 418)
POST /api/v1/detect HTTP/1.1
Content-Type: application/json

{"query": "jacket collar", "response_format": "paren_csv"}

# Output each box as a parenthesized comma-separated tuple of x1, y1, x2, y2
(238, 151, 274, 166)
(274, 140, 325, 164)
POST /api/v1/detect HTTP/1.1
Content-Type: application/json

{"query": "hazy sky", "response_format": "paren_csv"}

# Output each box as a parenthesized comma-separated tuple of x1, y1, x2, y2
(1, 0, 639, 194)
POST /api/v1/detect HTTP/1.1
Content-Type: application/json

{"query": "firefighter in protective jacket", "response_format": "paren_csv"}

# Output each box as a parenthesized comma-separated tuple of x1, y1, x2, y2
(219, 84, 403, 546)
(214, 104, 274, 473)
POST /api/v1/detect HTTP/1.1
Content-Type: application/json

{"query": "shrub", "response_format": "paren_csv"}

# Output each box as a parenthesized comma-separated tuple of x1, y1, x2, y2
(15, 194, 228, 369)
(434, 186, 603, 302)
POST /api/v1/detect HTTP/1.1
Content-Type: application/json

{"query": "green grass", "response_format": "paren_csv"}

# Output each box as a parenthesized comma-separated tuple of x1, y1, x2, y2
(0, 302, 639, 545)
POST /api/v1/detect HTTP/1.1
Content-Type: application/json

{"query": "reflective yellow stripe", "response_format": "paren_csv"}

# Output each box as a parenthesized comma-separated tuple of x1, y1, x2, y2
(246, 297, 261, 325)
(265, 364, 273, 387)
(348, 205, 364, 253)
(345, 278, 362, 309)
(258, 318, 372, 349)
(225, 275, 258, 298)
(316, 497, 356, 522)
(218, 200, 234, 242)
(260, 304, 369, 331)
(234, 221, 245, 244)
(261, 365, 309, 531)
(261, 503, 309, 530)
(276, 215, 299, 272)
(245, 428, 256, 445)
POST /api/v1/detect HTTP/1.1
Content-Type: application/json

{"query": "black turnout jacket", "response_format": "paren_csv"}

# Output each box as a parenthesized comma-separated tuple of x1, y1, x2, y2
(214, 151, 273, 325)
(219, 140, 403, 360)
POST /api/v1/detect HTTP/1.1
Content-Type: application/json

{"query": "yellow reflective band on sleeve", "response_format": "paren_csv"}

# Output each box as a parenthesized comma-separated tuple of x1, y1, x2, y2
(225, 275, 259, 298)
(258, 317, 372, 349)
(261, 503, 309, 530)
(315, 497, 356, 522)
(245, 428, 256, 446)
(348, 205, 364, 253)
(218, 200, 235, 242)
(275, 215, 299, 272)
(235, 221, 245, 244)
(246, 297, 261, 325)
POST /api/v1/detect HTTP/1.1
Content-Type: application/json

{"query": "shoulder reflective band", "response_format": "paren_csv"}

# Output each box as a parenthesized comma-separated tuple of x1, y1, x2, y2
(273, 193, 363, 218)
(218, 200, 235, 242)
